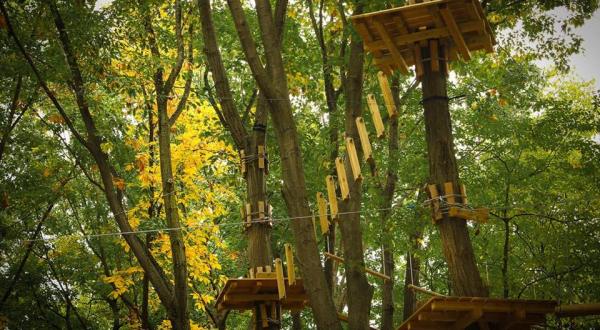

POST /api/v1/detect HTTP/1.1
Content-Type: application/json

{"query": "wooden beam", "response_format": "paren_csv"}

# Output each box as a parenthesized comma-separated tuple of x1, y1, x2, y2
(284, 243, 296, 285)
(324, 252, 391, 281)
(366, 21, 484, 51)
(335, 157, 350, 200)
(377, 71, 398, 118)
(418, 311, 460, 322)
(448, 207, 489, 223)
(452, 308, 483, 330)
(372, 20, 409, 74)
(260, 304, 268, 328)
(239, 149, 246, 174)
(439, 5, 471, 60)
(245, 203, 252, 223)
(366, 94, 385, 138)
(345, 137, 362, 182)
(274, 258, 286, 299)
(355, 117, 373, 162)
(338, 313, 379, 330)
(413, 44, 424, 80)
(316, 192, 329, 235)
(354, 21, 384, 58)
(326, 175, 339, 219)
(258, 201, 265, 220)
(556, 303, 600, 317)
(407, 284, 446, 297)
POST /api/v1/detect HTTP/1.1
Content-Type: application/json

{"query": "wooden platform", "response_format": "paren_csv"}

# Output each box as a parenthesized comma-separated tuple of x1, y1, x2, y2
(215, 278, 308, 312)
(397, 296, 557, 330)
(350, 0, 495, 74)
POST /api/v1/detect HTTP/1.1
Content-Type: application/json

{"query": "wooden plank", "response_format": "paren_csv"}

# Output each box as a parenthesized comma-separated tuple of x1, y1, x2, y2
(258, 145, 265, 169)
(284, 243, 296, 285)
(366, 94, 385, 138)
(255, 271, 277, 279)
(414, 44, 424, 80)
(338, 313, 379, 330)
(430, 39, 440, 72)
(367, 21, 483, 50)
(355, 117, 373, 161)
(246, 203, 252, 223)
(324, 252, 391, 281)
(448, 207, 488, 223)
(326, 175, 339, 219)
(377, 71, 399, 117)
(418, 311, 460, 322)
(444, 182, 455, 205)
(460, 184, 467, 204)
(275, 258, 286, 299)
(452, 308, 483, 330)
(240, 149, 246, 174)
(354, 21, 384, 58)
(316, 192, 329, 235)
(372, 20, 409, 74)
(335, 157, 350, 200)
(260, 304, 268, 328)
(408, 284, 446, 297)
(439, 5, 471, 60)
(556, 303, 600, 317)
(258, 201, 265, 220)
(428, 184, 443, 221)
(345, 137, 362, 182)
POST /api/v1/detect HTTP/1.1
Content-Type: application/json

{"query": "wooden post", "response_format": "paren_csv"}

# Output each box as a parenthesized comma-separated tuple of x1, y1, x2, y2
(275, 258, 286, 299)
(444, 182, 455, 205)
(240, 149, 246, 174)
(284, 243, 296, 285)
(316, 192, 329, 234)
(326, 175, 339, 220)
(345, 137, 362, 182)
(421, 44, 487, 296)
(257, 145, 265, 169)
(335, 157, 350, 200)
(427, 184, 443, 221)
(367, 94, 385, 138)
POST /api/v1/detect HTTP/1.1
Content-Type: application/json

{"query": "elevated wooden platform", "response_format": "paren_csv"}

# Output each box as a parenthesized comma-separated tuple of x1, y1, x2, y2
(397, 296, 557, 330)
(215, 278, 308, 312)
(350, 0, 495, 74)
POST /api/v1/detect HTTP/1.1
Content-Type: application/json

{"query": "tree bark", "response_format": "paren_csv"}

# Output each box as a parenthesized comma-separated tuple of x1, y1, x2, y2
(421, 45, 487, 297)
(337, 27, 373, 330)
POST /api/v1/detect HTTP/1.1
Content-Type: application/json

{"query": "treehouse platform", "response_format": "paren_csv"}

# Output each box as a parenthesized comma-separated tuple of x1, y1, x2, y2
(397, 296, 557, 330)
(350, 0, 495, 74)
(215, 278, 308, 312)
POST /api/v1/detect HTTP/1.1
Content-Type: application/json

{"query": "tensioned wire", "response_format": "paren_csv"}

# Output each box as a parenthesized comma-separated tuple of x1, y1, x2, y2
(20, 193, 469, 244)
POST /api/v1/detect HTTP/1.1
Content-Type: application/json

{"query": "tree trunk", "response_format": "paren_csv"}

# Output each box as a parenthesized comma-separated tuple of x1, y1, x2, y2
(502, 218, 510, 298)
(337, 31, 373, 330)
(402, 249, 420, 320)
(421, 45, 487, 297)
(157, 95, 190, 330)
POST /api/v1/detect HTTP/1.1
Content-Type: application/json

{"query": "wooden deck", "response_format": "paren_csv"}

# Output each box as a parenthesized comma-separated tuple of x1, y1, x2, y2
(350, 0, 495, 74)
(397, 296, 557, 330)
(215, 278, 308, 312)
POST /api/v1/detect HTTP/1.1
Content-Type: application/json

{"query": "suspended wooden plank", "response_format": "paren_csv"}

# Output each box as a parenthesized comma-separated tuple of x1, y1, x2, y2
(316, 192, 329, 235)
(335, 157, 350, 200)
(274, 258, 286, 299)
(311, 215, 318, 242)
(428, 184, 443, 221)
(257, 145, 265, 169)
(324, 252, 391, 281)
(355, 117, 373, 162)
(326, 175, 339, 220)
(345, 137, 362, 182)
(366, 94, 385, 138)
(284, 243, 296, 285)
(377, 71, 398, 118)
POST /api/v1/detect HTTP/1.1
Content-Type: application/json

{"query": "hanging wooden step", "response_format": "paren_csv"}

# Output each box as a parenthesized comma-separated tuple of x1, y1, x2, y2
(367, 94, 385, 138)
(316, 192, 329, 234)
(335, 157, 350, 200)
(345, 137, 362, 182)
(377, 71, 398, 118)
(325, 175, 339, 220)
